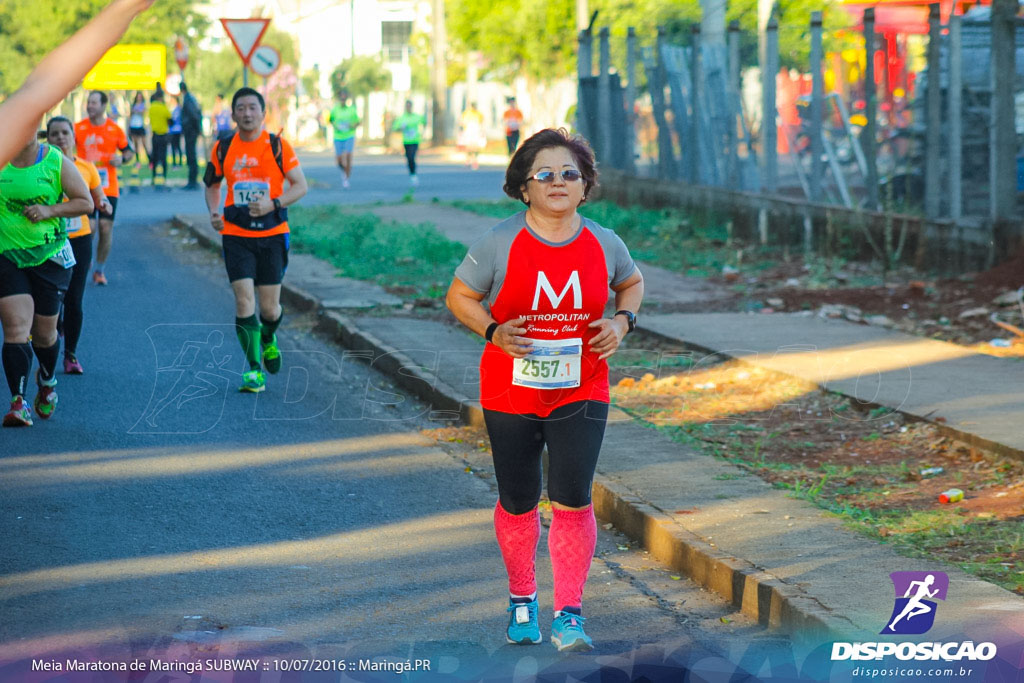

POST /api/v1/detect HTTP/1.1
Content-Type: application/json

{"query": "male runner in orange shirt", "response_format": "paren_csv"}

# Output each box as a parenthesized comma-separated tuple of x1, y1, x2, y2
(75, 90, 134, 285)
(204, 87, 308, 393)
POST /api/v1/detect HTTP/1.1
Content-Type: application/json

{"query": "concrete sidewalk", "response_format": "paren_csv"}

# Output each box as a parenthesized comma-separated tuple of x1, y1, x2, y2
(175, 212, 1024, 647)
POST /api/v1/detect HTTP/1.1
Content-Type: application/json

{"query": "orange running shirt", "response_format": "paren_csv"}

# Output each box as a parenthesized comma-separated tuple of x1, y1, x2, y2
(210, 131, 300, 238)
(67, 157, 101, 238)
(74, 118, 129, 197)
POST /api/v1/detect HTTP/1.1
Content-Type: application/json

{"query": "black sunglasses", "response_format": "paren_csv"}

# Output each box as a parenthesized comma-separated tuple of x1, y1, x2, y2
(527, 169, 583, 184)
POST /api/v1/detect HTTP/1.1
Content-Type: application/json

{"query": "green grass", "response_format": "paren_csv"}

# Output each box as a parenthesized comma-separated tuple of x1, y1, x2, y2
(288, 206, 466, 299)
(448, 199, 777, 277)
(622, 411, 1024, 596)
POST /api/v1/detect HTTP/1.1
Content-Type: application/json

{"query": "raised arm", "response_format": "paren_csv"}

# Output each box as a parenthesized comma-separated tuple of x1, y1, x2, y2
(0, 0, 156, 166)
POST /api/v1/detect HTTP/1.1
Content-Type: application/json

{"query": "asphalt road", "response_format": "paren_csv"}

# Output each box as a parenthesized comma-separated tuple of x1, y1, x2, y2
(0, 153, 795, 682)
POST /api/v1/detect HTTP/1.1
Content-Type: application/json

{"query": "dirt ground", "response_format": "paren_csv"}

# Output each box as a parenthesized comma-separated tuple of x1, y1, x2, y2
(610, 356, 1024, 595)
(691, 247, 1024, 358)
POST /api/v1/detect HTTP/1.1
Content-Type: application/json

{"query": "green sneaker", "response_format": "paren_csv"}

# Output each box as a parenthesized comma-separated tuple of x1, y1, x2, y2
(262, 334, 282, 375)
(33, 371, 58, 420)
(239, 369, 266, 393)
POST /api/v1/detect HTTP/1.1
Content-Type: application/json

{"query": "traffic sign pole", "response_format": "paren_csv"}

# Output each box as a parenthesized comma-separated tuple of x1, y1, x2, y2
(220, 18, 270, 87)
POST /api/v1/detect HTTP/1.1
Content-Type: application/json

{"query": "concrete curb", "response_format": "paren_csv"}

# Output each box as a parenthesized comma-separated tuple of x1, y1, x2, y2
(173, 212, 856, 641)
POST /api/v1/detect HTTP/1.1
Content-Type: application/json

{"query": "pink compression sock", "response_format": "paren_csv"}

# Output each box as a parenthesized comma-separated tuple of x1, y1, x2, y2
(493, 502, 541, 596)
(548, 505, 597, 613)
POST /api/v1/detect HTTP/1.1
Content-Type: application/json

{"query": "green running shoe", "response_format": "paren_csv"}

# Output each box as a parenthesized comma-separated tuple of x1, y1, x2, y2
(239, 369, 266, 393)
(262, 334, 282, 375)
(506, 599, 541, 645)
(550, 611, 593, 652)
(33, 371, 58, 420)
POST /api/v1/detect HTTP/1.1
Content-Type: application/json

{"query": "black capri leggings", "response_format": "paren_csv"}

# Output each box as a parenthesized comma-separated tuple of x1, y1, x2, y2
(404, 143, 418, 174)
(483, 400, 609, 514)
(60, 233, 93, 354)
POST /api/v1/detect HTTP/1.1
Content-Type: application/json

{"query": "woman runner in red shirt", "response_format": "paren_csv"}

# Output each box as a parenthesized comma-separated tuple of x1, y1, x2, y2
(446, 128, 644, 652)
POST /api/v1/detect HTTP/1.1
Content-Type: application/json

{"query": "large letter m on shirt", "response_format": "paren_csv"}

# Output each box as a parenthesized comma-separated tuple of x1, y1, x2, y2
(532, 271, 582, 310)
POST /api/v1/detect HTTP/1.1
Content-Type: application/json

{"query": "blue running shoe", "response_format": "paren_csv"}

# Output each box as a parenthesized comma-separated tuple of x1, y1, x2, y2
(506, 599, 541, 645)
(550, 611, 593, 652)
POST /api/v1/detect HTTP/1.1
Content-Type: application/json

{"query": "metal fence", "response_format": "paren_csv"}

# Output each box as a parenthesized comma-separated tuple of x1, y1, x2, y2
(579, 0, 1023, 262)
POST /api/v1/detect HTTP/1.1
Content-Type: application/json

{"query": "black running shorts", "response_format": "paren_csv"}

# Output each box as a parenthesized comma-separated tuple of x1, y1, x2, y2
(0, 254, 73, 316)
(483, 400, 609, 513)
(92, 195, 118, 223)
(221, 233, 289, 286)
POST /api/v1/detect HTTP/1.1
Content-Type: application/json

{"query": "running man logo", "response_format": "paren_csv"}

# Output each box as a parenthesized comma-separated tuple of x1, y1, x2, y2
(130, 325, 240, 434)
(881, 571, 949, 635)
(532, 271, 582, 310)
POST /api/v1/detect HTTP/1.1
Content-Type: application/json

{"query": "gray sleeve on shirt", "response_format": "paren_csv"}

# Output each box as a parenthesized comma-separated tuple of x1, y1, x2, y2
(454, 230, 497, 295)
(586, 219, 638, 287)
(453, 212, 526, 300)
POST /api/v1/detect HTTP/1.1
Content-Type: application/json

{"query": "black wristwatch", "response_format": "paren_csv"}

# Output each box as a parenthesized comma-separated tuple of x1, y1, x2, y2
(272, 198, 282, 211)
(614, 310, 637, 333)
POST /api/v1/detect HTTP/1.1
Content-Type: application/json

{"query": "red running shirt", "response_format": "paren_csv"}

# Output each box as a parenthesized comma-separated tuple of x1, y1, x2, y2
(455, 211, 637, 417)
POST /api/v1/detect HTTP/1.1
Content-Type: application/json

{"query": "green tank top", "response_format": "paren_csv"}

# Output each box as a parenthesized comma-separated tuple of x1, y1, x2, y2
(0, 144, 67, 267)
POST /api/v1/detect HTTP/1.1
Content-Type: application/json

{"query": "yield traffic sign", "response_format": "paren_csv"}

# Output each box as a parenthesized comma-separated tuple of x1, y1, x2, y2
(219, 18, 270, 66)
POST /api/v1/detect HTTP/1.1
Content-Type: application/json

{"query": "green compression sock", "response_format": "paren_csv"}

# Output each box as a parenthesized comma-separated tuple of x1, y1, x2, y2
(260, 308, 282, 344)
(235, 315, 262, 370)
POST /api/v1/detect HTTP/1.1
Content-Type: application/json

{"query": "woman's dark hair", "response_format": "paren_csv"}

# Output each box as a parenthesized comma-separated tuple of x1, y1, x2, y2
(503, 128, 598, 205)
(46, 116, 74, 136)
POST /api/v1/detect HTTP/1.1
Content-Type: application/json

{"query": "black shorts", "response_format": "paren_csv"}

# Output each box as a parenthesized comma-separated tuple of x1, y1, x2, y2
(92, 195, 118, 223)
(0, 254, 73, 317)
(222, 233, 289, 286)
(484, 400, 609, 513)
(129, 127, 146, 138)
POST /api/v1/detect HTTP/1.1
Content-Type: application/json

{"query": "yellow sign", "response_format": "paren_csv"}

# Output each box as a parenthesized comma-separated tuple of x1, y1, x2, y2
(83, 44, 167, 90)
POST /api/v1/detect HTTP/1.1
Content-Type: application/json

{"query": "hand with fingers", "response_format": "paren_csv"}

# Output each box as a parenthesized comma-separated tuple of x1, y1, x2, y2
(491, 317, 534, 358)
(22, 204, 53, 223)
(588, 317, 629, 360)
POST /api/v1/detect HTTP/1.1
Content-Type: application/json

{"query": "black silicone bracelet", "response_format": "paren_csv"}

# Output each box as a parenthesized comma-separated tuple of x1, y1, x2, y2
(485, 322, 499, 343)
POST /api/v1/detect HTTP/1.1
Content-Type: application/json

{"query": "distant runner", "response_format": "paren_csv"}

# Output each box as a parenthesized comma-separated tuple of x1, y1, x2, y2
(392, 100, 426, 186)
(46, 116, 113, 375)
(329, 90, 360, 188)
(0, 127, 93, 426)
(503, 97, 524, 156)
(75, 90, 134, 285)
(204, 87, 308, 393)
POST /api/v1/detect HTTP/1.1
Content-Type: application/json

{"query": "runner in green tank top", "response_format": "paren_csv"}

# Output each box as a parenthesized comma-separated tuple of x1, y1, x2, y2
(0, 129, 93, 427)
(392, 100, 426, 186)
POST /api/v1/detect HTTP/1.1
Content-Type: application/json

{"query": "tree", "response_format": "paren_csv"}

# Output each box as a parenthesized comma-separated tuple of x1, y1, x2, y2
(330, 56, 390, 140)
(0, 0, 207, 96)
(444, 0, 852, 87)
(330, 56, 391, 100)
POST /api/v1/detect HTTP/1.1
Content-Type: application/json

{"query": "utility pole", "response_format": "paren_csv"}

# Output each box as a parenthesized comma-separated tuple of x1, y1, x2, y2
(430, 0, 447, 145)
